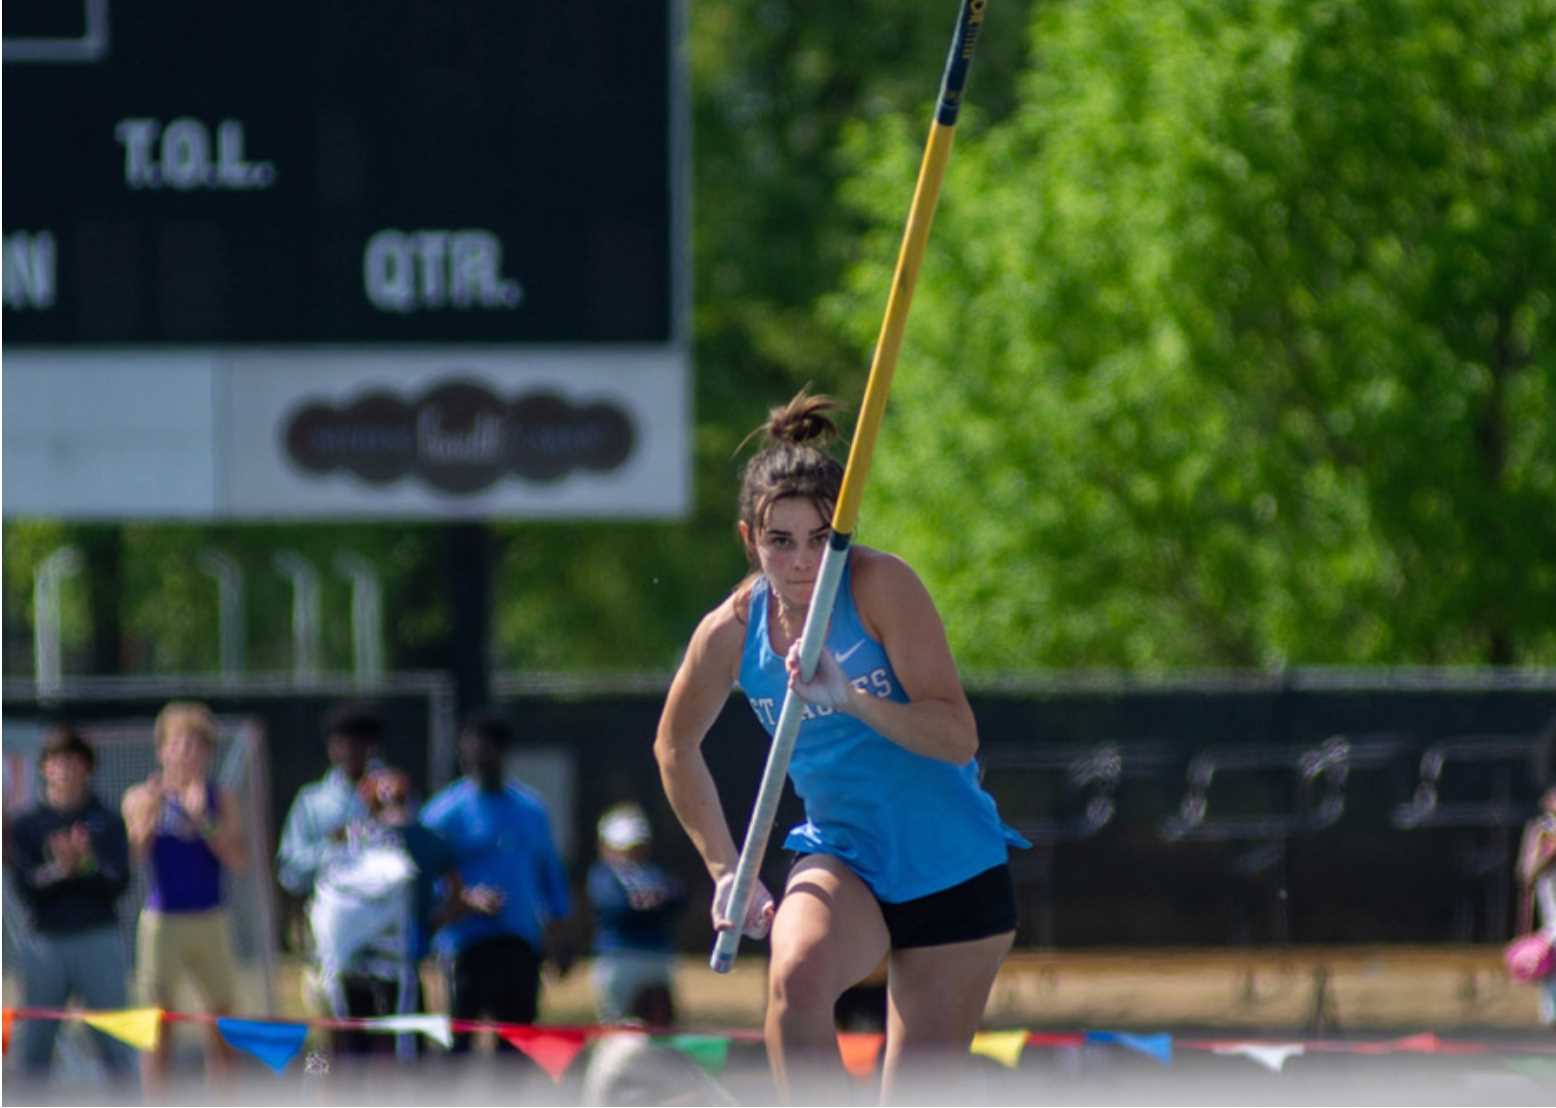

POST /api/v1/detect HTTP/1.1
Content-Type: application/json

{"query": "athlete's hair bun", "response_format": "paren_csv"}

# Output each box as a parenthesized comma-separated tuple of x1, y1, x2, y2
(764, 388, 841, 447)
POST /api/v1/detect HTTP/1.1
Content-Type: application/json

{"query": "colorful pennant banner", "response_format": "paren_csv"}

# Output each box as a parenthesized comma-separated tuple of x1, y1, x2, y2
(8, 1006, 1556, 1085)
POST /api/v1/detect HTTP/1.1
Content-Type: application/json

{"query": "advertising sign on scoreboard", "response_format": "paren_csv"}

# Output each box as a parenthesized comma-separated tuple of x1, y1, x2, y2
(2, 0, 688, 519)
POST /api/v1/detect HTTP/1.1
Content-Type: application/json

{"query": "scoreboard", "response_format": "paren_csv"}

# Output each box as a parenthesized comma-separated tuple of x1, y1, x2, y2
(2, 0, 689, 520)
(3, 0, 675, 344)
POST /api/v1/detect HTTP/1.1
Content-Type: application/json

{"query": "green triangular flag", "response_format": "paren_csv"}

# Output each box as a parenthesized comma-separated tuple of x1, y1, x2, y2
(656, 1034, 730, 1075)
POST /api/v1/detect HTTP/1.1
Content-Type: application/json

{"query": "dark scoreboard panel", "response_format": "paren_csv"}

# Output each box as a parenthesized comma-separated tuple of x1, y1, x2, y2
(3, 0, 673, 344)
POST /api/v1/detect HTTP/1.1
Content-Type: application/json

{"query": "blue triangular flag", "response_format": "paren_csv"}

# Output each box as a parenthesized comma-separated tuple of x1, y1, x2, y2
(216, 1018, 310, 1074)
(1085, 1030, 1173, 1065)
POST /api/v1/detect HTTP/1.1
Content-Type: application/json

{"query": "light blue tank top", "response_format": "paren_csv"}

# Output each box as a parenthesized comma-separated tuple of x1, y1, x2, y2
(738, 555, 1028, 903)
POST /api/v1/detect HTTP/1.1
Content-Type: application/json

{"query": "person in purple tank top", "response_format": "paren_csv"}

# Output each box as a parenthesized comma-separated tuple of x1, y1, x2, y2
(122, 701, 247, 1092)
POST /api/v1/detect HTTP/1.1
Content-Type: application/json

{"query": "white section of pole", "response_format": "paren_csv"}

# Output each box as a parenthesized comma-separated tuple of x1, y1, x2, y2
(710, 534, 851, 973)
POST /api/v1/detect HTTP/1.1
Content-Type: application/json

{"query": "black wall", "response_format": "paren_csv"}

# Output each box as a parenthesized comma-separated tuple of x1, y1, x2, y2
(9, 676, 1553, 951)
(501, 680, 1556, 950)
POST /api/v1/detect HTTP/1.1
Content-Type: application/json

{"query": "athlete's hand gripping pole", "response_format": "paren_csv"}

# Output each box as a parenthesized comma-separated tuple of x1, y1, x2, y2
(710, 0, 989, 974)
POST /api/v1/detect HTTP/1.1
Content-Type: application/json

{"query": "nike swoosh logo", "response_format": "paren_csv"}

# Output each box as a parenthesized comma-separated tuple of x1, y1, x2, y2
(835, 639, 868, 664)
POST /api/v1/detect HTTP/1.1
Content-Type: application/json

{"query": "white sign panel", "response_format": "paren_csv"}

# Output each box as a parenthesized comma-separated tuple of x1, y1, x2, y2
(3, 347, 689, 519)
(3, 350, 221, 516)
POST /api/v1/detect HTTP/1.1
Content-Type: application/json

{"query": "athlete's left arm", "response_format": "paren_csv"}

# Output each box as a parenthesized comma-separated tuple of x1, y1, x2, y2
(799, 551, 978, 764)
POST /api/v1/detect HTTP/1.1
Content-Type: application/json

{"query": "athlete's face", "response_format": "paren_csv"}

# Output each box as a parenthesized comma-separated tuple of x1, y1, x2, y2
(743, 496, 831, 613)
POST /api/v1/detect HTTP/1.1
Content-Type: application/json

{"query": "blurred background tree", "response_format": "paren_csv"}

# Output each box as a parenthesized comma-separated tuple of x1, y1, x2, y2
(831, 0, 1556, 669)
(5, 0, 1552, 677)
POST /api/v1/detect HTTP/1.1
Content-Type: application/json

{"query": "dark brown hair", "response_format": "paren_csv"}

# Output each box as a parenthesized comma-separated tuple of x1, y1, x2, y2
(40, 724, 95, 772)
(737, 390, 845, 563)
(324, 701, 385, 746)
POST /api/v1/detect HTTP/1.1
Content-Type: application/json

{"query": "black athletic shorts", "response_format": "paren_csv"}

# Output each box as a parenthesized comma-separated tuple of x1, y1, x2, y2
(794, 856, 1018, 950)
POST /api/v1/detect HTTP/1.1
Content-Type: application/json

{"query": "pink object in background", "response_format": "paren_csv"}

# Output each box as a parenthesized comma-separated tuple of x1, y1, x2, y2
(1504, 933, 1556, 983)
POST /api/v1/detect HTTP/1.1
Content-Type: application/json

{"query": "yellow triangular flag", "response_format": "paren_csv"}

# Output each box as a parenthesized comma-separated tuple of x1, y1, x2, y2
(82, 1008, 163, 1052)
(970, 1029, 1028, 1069)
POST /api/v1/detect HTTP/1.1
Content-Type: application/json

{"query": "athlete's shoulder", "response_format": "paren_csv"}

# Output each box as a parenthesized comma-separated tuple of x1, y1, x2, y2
(849, 547, 938, 640)
(680, 578, 757, 684)
(850, 546, 925, 595)
(698, 578, 758, 646)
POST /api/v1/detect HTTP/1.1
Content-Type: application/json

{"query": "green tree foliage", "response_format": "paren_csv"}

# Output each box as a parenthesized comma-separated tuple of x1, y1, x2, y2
(831, 0, 1556, 667)
(6, 0, 1549, 676)
(480, 0, 1046, 674)
(1, 522, 454, 676)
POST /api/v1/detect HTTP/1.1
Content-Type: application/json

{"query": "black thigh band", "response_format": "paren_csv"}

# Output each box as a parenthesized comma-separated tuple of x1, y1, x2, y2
(791, 855, 1018, 950)
(877, 862, 1018, 950)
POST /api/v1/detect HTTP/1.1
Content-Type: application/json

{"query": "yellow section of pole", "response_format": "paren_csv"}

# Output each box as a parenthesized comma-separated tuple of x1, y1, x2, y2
(831, 121, 957, 535)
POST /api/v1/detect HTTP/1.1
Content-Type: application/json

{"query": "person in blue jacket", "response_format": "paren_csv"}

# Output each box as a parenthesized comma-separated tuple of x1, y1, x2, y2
(421, 710, 574, 1057)
(654, 390, 1028, 1100)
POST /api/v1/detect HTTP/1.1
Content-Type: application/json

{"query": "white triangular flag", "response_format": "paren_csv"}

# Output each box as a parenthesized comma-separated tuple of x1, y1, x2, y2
(1211, 1042, 1305, 1073)
(366, 1014, 453, 1048)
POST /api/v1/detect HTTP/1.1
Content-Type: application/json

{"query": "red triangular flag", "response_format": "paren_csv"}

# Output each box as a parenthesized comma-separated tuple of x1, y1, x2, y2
(497, 1027, 589, 1082)
(2, 1009, 12, 1055)
(837, 1031, 885, 1079)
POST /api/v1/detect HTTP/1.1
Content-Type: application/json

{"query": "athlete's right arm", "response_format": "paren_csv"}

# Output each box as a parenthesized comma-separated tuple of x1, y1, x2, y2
(655, 596, 745, 881)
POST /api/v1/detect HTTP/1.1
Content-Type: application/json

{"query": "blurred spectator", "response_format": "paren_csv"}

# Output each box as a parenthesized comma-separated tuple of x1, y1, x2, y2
(587, 803, 686, 1025)
(276, 702, 385, 1041)
(306, 767, 461, 1061)
(5, 726, 135, 1085)
(361, 769, 466, 1002)
(1517, 785, 1556, 1024)
(121, 701, 246, 1089)
(421, 710, 574, 1057)
(276, 702, 382, 897)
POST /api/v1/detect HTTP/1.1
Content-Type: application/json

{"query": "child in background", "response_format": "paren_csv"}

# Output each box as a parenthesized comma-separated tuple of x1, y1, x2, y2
(307, 767, 460, 1060)
(586, 803, 686, 1025)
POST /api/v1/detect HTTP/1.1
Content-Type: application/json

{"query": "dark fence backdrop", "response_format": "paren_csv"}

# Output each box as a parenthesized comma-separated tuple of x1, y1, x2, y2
(6, 671, 1553, 953)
